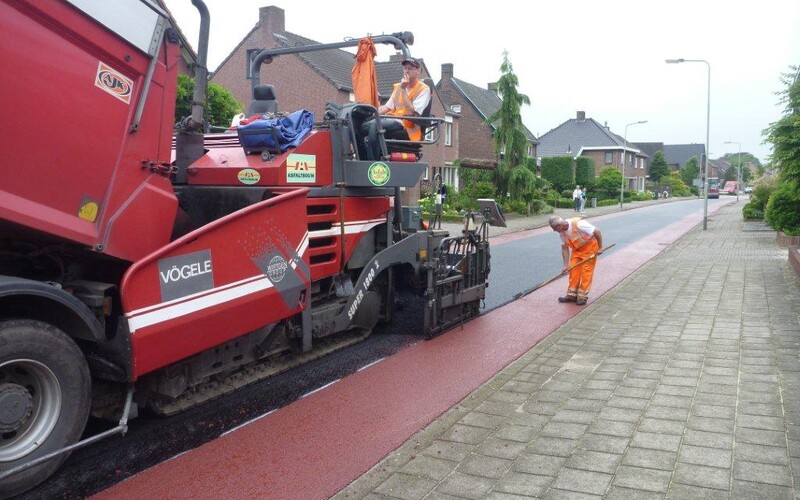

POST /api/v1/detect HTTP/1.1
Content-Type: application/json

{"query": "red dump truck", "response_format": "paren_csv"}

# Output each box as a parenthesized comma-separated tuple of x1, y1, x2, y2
(0, 1, 500, 496)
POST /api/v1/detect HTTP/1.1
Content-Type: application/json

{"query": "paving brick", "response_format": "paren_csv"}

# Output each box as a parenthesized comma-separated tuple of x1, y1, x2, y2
(459, 411, 506, 430)
(672, 462, 730, 490)
(598, 406, 640, 423)
(440, 424, 493, 445)
(736, 414, 786, 431)
(734, 442, 789, 465)
(579, 433, 630, 454)
(621, 447, 676, 470)
(544, 490, 606, 500)
(487, 391, 529, 405)
(612, 465, 671, 493)
(374, 473, 437, 500)
(493, 424, 537, 443)
(539, 421, 589, 440)
(422, 440, 476, 462)
(587, 419, 636, 438)
(456, 454, 512, 479)
(678, 444, 731, 468)
(630, 431, 682, 452)
(731, 480, 794, 500)
(692, 403, 735, 419)
(552, 408, 596, 424)
(665, 483, 730, 499)
(637, 417, 684, 435)
(400, 455, 456, 481)
(551, 468, 613, 495)
(477, 438, 528, 461)
(643, 405, 689, 421)
(513, 452, 566, 476)
(683, 429, 733, 449)
(733, 460, 792, 486)
(526, 436, 578, 457)
(686, 415, 734, 433)
(433, 474, 497, 499)
(475, 401, 521, 417)
(491, 471, 553, 497)
(735, 427, 786, 447)
(565, 449, 621, 474)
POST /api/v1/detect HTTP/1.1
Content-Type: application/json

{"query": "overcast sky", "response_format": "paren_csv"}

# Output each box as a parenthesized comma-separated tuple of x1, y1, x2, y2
(163, 0, 800, 163)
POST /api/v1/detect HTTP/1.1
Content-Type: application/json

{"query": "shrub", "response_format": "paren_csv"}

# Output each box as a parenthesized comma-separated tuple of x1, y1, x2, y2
(750, 174, 778, 211)
(765, 180, 800, 236)
(742, 202, 764, 220)
(529, 199, 553, 214)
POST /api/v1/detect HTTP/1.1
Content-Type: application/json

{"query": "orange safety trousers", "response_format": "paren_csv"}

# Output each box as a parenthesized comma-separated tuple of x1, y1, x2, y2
(566, 239, 599, 300)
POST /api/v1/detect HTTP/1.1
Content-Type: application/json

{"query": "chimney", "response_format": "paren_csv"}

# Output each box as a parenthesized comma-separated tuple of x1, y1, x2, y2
(576, 111, 586, 121)
(441, 63, 454, 78)
(259, 6, 285, 35)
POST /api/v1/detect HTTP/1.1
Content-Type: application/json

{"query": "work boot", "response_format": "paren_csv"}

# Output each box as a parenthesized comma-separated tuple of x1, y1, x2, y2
(576, 298, 587, 305)
(558, 296, 576, 303)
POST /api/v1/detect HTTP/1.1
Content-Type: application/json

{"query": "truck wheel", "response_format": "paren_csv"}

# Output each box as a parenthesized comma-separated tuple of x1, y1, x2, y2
(0, 320, 91, 499)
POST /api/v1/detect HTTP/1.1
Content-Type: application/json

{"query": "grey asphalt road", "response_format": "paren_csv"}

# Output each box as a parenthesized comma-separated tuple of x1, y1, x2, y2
(484, 198, 730, 310)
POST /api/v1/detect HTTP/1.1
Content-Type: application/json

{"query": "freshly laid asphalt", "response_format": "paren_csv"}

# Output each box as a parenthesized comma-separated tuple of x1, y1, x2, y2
(334, 199, 800, 499)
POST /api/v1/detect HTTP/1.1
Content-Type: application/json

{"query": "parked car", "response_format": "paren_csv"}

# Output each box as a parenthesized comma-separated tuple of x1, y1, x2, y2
(708, 185, 720, 199)
(744, 185, 753, 194)
(723, 181, 738, 195)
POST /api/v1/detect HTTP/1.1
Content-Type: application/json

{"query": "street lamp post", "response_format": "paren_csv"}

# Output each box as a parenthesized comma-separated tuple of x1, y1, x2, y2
(724, 140, 741, 202)
(666, 58, 711, 230)
(620, 120, 647, 210)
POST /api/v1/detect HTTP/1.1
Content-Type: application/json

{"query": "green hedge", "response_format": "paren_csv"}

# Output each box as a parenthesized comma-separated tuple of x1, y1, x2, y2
(575, 156, 595, 187)
(541, 156, 574, 193)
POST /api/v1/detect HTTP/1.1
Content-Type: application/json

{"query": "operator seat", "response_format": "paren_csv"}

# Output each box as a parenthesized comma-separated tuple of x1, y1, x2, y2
(246, 84, 278, 116)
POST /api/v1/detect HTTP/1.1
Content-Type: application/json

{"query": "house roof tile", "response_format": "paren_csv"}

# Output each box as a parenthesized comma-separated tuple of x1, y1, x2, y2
(537, 116, 638, 157)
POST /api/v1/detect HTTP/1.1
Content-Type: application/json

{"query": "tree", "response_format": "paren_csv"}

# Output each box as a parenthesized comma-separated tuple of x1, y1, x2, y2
(680, 156, 700, 188)
(175, 74, 243, 128)
(594, 167, 623, 198)
(648, 150, 670, 184)
(485, 51, 532, 201)
(763, 65, 800, 235)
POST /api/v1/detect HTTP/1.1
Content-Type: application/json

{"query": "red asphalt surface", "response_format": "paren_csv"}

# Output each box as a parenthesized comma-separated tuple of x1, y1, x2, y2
(96, 202, 730, 500)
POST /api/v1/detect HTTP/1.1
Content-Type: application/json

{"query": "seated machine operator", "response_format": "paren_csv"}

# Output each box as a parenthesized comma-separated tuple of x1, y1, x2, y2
(359, 57, 431, 160)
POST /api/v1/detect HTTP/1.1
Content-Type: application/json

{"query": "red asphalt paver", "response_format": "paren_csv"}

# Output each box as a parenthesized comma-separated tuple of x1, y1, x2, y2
(97, 202, 729, 500)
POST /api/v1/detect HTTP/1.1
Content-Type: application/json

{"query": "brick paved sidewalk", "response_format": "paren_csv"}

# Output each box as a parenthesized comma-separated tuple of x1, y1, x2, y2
(334, 202, 800, 499)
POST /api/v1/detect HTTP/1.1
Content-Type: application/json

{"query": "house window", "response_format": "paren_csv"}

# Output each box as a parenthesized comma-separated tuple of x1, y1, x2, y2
(445, 122, 452, 146)
(605, 152, 613, 164)
(527, 144, 533, 157)
(442, 164, 459, 191)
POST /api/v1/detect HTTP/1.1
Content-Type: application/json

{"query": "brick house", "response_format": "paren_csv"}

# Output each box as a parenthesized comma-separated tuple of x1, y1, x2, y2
(537, 112, 648, 192)
(207, 5, 450, 204)
(435, 63, 538, 191)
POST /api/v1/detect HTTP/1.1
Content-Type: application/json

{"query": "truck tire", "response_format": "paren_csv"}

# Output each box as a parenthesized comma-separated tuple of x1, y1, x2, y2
(0, 320, 91, 499)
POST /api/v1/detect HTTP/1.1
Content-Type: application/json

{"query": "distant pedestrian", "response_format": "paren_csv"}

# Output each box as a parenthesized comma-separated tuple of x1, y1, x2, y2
(572, 185, 582, 212)
(549, 215, 604, 306)
(579, 188, 587, 213)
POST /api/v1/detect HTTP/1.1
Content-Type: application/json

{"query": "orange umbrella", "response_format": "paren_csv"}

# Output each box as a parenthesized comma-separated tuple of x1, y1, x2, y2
(352, 37, 379, 108)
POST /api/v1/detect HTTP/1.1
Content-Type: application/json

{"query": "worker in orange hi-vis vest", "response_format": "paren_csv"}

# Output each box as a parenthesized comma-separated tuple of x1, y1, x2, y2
(359, 57, 431, 160)
(548, 215, 604, 306)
